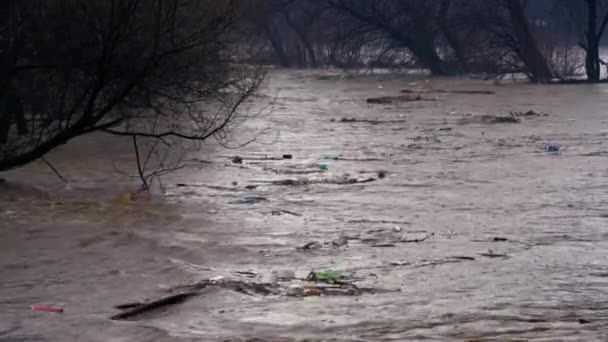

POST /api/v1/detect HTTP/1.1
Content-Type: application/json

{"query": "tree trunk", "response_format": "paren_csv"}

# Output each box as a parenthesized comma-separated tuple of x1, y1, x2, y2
(411, 39, 448, 76)
(0, 87, 26, 145)
(293, 43, 306, 68)
(284, 13, 317, 68)
(585, 0, 601, 82)
(439, 0, 469, 73)
(385, 26, 447, 75)
(299, 37, 317, 68)
(264, 24, 290, 68)
(0, 95, 11, 145)
(508, 0, 553, 83)
(333, 4, 447, 75)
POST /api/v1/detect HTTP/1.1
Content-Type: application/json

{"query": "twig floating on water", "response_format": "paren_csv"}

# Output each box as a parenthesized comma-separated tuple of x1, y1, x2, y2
(41, 157, 67, 183)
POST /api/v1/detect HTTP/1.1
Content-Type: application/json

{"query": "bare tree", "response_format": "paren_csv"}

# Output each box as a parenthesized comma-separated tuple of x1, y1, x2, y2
(438, 0, 470, 73)
(0, 0, 263, 173)
(326, 0, 452, 75)
(245, 0, 327, 68)
(460, 0, 553, 81)
(243, 0, 293, 67)
(506, 0, 553, 82)
(574, 0, 608, 81)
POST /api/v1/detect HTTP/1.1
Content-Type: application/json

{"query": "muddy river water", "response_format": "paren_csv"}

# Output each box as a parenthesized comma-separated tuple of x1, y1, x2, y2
(1, 70, 608, 341)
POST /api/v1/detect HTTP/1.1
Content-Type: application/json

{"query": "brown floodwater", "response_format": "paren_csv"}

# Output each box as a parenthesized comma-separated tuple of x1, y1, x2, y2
(2, 69, 608, 341)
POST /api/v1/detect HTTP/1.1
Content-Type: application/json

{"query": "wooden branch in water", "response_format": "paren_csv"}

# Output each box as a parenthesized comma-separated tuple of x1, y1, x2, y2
(111, 278, 398, 320)
(110, 292, 199, 321)
(111, 279, 273, 321)
(41, 157, 67, 182)
(271, 209, 302, 217)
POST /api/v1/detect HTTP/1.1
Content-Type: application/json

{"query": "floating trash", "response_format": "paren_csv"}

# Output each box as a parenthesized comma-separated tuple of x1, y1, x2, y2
(307, 270, 347, 284)
(545, 143, 561, 153)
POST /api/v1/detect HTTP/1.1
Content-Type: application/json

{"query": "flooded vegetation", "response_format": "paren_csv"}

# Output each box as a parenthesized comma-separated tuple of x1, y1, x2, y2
(3, 70, 608, 341)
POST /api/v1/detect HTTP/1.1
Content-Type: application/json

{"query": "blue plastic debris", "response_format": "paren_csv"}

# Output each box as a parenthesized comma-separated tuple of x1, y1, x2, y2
(545, 144, 560, 153)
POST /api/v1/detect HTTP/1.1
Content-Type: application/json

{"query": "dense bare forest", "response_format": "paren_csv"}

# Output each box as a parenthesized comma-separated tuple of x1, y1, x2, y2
(3, 0, 608, 173)
(245, 0, 608, 81)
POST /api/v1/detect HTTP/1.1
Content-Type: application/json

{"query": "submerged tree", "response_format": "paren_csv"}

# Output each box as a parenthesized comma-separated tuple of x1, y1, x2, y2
(326, 0, 452, 75)
(462, 0, 554, 81)
(506, 0, 554, 82)
(0, 0, 263, 173)
(559, 0, 608, 81)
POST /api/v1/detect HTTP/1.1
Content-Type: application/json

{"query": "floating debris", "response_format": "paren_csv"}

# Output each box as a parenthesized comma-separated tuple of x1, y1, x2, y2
(346, 218, 411, 225)
(234, 271, 257, 278)
(265, 176, 378, 186)
(297, 241, 323, 251)
(31, 305, 64, 314)
(389, 261, 412, 266)
(111, 292, 198, 320)
(322, 155, 386, 162)
(448, 89, 495, 95)
(450, 256, 476, 261)
(338, 117, 407, 125)
(229, 155, 295, 163)
(300, 287, 322, 297)
(401, 232, 434, 243)
(390, 256, 476, 268)
(272, 179, 309, 186)
(415, 256, 476, 268)
(271, 209, 302, 217)
(372, 243, 397, 248)
(545, 143, 561, 153)
(368, 232, 433, 247)
(331, 236, 349, 247)
(112, 277, 397, 320)
(483, 114, 520, 124)
(307, 271, 347, 284)
(288, 283, 385, 297)
(479, 249, 509, 258)
(513, 110, 548, 117)
(114, 302, 144, 310)
(366, 94, 428, 104)
(274, 270, 296, 281)
(400, 88, 495, 95)
(492, 237, 509, 242)
(459, 110, 548, 125)
(229, 196, 268, 205)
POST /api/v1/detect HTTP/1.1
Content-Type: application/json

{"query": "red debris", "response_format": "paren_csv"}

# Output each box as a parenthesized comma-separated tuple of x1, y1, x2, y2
(31, 305, 63, 313)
